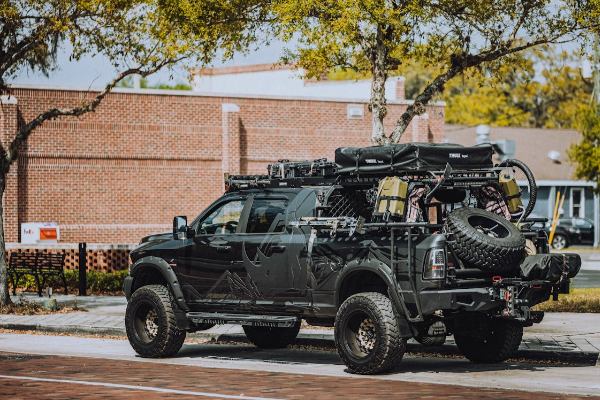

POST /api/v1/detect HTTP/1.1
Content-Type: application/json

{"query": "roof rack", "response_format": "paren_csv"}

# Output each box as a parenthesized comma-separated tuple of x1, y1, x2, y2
(267, 158, 337, 179)
(225, 144, 503, 192)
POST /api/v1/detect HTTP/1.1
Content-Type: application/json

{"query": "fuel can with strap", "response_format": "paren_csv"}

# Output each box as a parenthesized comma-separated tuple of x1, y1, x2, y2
(374, 176, 408, 218)
(499, 168, 523, 214)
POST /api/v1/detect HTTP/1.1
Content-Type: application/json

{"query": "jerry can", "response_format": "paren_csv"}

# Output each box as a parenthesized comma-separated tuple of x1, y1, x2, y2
(374, 176, 408, 218)
(499, 168, 523, 214)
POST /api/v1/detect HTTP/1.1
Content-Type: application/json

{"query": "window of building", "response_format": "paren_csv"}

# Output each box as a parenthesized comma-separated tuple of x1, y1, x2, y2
(570, 188, 584, 218)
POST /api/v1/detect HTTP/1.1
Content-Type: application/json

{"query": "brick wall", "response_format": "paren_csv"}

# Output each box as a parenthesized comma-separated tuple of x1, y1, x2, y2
(3, 87, 445, 244)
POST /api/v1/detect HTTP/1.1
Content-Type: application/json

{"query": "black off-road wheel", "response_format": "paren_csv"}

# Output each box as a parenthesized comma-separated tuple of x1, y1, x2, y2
(446, 207, 525, 274)
(243, 323, 300, 349)
(454, 315, 523, 363)
(125, 284, 186, 358)
(335, 292, 406, 375)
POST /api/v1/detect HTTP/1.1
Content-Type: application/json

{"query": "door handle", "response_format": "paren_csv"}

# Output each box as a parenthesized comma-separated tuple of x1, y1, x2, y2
(215, 245, 232, 253)
(271, 245, 286, 253)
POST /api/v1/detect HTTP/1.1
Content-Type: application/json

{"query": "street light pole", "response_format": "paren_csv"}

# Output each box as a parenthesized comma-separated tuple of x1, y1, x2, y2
(594, 36, 600, 248)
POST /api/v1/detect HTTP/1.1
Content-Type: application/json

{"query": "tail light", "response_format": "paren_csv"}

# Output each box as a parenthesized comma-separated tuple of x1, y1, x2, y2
(423, 248, 446, 280)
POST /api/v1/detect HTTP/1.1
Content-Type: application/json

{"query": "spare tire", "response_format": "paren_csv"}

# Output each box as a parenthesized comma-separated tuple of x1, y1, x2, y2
(446, 208, 525, 274)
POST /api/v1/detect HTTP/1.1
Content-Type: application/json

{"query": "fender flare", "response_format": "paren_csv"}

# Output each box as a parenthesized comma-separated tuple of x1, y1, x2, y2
(335, 259, 414, 338)
(130, 256, 188, 311)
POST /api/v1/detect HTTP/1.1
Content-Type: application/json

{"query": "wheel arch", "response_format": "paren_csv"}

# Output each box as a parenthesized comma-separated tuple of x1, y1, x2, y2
(336, 266, 392, 307)
(130, 256, 188, 311)
(335, 260, 414, 339)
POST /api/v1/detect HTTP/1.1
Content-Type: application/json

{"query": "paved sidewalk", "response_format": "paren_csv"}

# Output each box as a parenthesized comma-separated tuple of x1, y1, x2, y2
(1, 294, 599, 365)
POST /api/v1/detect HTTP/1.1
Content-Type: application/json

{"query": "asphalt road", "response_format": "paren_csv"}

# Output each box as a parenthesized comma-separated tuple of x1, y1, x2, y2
(0, 333, 599, 399)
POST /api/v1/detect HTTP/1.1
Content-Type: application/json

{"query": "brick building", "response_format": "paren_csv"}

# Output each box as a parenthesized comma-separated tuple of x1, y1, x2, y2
(1, 78, 444, 244)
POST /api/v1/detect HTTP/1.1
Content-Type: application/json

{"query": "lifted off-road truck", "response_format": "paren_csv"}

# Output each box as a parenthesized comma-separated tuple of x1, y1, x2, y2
(124, 143, 581, 374)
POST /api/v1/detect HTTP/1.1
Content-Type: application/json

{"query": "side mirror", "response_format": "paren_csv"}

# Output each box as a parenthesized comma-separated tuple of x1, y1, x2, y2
(173, 216, 188, 240)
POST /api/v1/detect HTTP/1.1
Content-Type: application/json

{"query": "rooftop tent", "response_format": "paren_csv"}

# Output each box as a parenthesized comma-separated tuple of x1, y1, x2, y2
(335, 143, 495, 173)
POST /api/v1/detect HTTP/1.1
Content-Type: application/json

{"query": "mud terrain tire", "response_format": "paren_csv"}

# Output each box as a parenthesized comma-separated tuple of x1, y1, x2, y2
(335, 292, 406, 374)
(125, 284, 186, 358)
(446, 207, 525, 274)
(243, 323, 300, 349)
(454, 316, 523, 363)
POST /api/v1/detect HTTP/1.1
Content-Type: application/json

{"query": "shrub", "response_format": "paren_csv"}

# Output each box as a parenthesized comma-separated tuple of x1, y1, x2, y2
(10, 269, 129, 296)
(534, 288, 600, 313)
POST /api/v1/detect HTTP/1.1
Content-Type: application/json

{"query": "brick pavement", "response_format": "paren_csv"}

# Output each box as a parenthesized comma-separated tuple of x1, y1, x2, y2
(0, 353, 597, 399)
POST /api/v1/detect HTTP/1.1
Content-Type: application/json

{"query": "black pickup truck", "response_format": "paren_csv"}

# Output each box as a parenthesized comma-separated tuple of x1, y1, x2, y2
(124, 143, 581, 374)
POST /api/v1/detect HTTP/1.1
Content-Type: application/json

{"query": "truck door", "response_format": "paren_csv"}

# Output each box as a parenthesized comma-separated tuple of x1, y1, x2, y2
(241, 194, 310, 304)
(175, 196, 248, 303)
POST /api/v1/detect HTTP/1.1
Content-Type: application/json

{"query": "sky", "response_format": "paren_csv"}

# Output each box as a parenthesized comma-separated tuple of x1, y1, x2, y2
(9, 41, 287, 89)
(9, 36, 587, 90)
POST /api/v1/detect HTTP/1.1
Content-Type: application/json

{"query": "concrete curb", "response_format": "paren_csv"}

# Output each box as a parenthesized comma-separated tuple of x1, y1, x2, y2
(0, 323, 126, 337)
(2, 323, 598, 365)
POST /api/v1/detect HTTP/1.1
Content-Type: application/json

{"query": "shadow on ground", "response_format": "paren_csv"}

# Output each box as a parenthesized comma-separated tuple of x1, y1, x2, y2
(174, 342, 590, 375)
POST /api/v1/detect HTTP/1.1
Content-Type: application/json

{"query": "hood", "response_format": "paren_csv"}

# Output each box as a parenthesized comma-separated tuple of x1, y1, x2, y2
(140, 232, 172, 244)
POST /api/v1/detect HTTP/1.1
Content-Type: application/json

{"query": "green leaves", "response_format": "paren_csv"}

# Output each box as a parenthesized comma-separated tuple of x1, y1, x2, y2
(569, 106, 600, 190)
(271, 0, 598, 142)
(0, 0, 272, 92)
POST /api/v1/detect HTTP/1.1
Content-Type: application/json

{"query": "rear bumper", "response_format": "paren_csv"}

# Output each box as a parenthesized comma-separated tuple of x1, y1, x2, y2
(419, 288, 501, 314)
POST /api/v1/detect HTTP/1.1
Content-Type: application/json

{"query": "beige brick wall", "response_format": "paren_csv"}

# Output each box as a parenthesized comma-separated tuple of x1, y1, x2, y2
(3, 88, 445, 243)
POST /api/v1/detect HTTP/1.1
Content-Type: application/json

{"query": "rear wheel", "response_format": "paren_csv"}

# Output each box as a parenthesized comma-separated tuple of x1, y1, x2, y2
(243, 323, 300, 349)
(125, 284, 186, 358)
(335, 292, 406, 374)
(454, 315, 522, 363)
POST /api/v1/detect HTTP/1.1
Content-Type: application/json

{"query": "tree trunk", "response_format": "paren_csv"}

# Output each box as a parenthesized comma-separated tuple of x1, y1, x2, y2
(389, 66, 459, 143)
(0, 175, 11, 306)
(369, 28, 388, 145)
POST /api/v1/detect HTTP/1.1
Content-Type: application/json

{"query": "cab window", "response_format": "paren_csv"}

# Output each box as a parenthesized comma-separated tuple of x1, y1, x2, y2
(245, 198, 288, 233)
(198, 199, 244, 234)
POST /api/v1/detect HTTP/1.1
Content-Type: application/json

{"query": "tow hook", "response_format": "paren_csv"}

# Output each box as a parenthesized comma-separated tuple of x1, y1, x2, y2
(493, 284, 530, 321)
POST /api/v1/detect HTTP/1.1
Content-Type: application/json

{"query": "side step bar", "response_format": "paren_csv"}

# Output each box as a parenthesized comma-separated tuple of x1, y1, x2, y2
(187, 312, 299, 328)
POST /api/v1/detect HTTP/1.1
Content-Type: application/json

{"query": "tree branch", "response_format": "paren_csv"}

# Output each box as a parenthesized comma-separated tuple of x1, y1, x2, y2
(3, 57, 183, 170)
(388, 37, 562, 143)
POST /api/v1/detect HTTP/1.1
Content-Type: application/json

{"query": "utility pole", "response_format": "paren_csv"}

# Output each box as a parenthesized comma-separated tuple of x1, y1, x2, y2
(593, 34, 600, 248)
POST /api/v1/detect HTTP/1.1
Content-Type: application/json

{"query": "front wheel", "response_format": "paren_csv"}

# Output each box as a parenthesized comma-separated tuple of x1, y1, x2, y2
(125, 284, 186, 358)
(335, 292, 406, 374)
(454, 316, 522, 363)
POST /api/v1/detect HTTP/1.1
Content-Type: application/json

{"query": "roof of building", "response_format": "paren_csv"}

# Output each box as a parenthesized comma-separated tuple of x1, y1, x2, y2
(189, 63, 412, 103)
(190, 63, 294, 76)
(444, 124, 582, 181)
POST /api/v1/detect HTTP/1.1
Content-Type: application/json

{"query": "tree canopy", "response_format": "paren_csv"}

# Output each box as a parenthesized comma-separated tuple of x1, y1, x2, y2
(0, 0, 270, 305)
(398, 47, 593, 130)
(272, 0, 599, 143)
(569, 106, 600, 190)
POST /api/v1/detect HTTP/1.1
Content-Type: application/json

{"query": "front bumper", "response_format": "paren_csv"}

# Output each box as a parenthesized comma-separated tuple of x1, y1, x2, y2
(123, 276, 133, 300)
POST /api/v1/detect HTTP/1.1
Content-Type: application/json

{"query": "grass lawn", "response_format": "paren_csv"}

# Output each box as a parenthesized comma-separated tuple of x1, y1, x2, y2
(535, 288, 600, 313)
